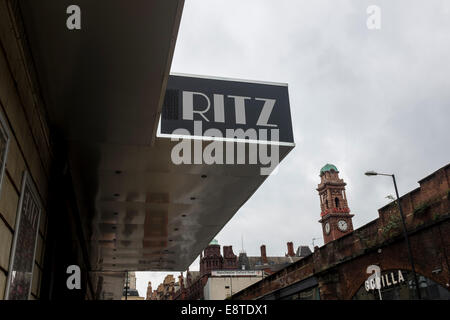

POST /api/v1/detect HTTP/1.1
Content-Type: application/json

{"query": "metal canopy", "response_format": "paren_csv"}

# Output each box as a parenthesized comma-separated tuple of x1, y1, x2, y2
(70, 137, 293, 272)
(19, 0, 183, 145)
(19, 0, 294, 299)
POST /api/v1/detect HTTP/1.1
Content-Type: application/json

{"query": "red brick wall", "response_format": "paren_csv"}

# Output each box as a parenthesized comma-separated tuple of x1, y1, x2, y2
(233, 164, 450, 300)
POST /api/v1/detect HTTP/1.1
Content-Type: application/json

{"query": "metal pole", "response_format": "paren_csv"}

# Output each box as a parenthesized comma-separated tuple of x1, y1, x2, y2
(125, 270, 128, 300)
(392, 175, 422, 300)
(230, 276, 233, 297)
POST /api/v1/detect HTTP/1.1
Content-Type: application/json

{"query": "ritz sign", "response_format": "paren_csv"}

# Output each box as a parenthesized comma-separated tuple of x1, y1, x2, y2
(365, 265, 406, 292)
(159, 74, 294, 175)
(160, 74, 294, 143)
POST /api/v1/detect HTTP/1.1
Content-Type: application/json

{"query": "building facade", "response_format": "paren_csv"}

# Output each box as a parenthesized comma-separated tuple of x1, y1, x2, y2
(0, 0, 186, 300)
(122, 272, 143, 300)
(204, 271, 264, 300)
(233, 164, 450, 300)
(0, 1, 52, 300)
(173, 240, 311, 300)
(146, 274, 179, 300)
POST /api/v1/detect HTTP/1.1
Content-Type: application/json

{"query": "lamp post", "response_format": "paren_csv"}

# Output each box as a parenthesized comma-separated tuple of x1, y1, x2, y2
(312, 237, 320, 248)
(125, 270, 128, 300)
(365, 171, 422, 300)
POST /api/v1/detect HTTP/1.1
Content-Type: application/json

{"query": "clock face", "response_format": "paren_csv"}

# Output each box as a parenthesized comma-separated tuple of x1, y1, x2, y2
(325, 222, 330, 234)
(338, 220, 348, 232)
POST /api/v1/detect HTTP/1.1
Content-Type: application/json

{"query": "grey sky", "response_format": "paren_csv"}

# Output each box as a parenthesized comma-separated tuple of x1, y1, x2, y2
(136, 0, 450, 297)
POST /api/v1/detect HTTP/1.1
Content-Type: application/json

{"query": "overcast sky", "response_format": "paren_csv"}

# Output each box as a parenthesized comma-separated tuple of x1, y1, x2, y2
(136, 0, 450, 297)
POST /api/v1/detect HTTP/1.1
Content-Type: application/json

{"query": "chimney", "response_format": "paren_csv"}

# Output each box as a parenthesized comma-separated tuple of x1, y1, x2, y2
(260, 245, 268, 264)
(223, 246, 235, 258)
(287, 242, 295, 257)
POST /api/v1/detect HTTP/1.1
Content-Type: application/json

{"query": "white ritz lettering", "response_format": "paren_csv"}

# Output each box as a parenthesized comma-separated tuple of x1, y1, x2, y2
(182, 91, 278, 127)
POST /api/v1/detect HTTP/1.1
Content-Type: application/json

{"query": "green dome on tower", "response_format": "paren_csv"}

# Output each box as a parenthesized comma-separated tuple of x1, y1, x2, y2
(320, 164, 339, 175)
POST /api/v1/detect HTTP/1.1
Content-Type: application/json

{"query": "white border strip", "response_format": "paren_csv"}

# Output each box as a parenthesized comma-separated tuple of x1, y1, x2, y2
(170, 72, 289, 87)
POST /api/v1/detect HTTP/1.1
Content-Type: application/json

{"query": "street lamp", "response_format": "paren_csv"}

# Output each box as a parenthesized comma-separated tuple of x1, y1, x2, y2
(312, 237, 321, 248)
(365, 170, 422, 300)
(125, 270, 129, 301)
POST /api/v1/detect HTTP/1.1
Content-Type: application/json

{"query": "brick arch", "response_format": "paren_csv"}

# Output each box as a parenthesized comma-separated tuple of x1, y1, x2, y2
(345, 258, 448, 299)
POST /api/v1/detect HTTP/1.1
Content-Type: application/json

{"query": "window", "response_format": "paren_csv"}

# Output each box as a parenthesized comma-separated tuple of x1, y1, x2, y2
(335, 197, 340, 208)
(0, 112, 10, 198)
(5, 171, 42, 300)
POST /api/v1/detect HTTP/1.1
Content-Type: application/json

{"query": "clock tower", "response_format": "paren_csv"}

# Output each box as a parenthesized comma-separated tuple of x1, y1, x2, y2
(317, 164, 354, 244)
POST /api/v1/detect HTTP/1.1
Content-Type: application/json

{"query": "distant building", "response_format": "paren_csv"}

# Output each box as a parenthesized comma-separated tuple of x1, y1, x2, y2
(121, 272, 144, 300)
(204, 271, 264, 300)
(173, 240, 311, 300)
(125, 272, 137, 290)
(146, 274, 178, 300)
(146, 281, 152, 300)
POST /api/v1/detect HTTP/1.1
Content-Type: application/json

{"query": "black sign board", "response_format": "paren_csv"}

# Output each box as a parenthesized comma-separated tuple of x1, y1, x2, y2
(159, 74, 294, 144)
